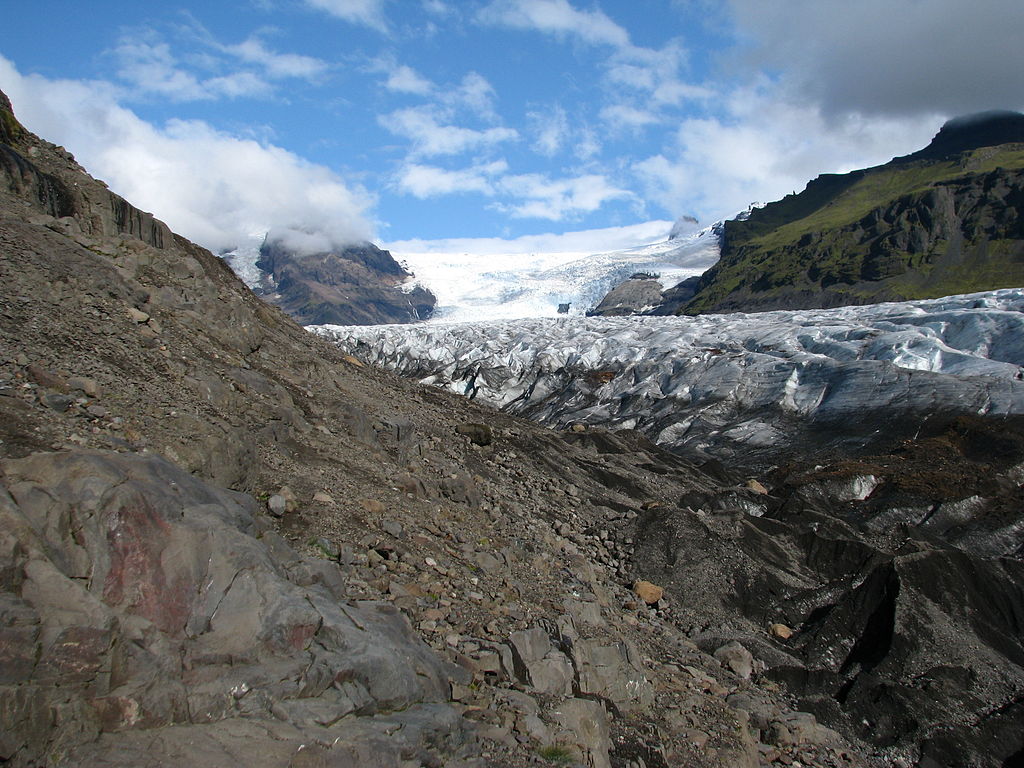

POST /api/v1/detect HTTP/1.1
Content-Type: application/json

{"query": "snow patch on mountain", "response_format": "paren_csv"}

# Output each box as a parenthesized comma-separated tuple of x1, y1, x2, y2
(313, 288, 1024, 460)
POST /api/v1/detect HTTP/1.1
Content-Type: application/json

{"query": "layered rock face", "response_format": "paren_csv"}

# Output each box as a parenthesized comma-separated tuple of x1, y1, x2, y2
(659, 111, 1024, 315)
(255, 237, 436, 325)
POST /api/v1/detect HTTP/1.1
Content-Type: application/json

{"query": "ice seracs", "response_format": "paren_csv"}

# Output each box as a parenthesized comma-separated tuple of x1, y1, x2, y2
(314, 288, 1024, 462)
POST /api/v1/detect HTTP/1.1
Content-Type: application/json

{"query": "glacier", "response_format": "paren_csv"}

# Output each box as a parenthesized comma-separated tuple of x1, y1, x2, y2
(392, 222, 720, 322)
(314, 288, 1024, 463)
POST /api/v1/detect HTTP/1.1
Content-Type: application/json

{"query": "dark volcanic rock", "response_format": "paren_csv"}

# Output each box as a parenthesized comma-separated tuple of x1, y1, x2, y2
(588, 275, 664, 316)
(256, 237, 436, 325)
(635, 416, 1024, 765)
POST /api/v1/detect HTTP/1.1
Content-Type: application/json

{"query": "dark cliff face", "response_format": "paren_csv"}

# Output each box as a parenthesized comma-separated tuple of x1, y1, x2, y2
(255, 237, 436, 325)
(676, 111, 1024, 315)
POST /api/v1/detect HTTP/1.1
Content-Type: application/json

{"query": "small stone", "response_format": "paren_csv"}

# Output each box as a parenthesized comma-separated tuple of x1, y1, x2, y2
(571, 423, 587, 433)
(314, 537, 340, 559)
(42, 392, 75, 412)
(127, 307, 150, 323)
(360, 498, 386, 515)
(382, 519, 404, 538)
(68, 376, 100, 397)
(27, 364, 67, 392)
(770, 623, 793, 640)
(767, 721, 794, 747)
(714, 641, 754, 680)
(277, 486, 298, 512)
(267, 495, 287, 517)
(746, 479, 770, 495)
(456, 422, 493, 446)
(312, 490, 335, 504)
(633, 580, 664, 605)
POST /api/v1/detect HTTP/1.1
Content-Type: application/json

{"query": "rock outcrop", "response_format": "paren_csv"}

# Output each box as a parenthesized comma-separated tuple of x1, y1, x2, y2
(255, 237, 436, 325)
(587, 274, 665, 316)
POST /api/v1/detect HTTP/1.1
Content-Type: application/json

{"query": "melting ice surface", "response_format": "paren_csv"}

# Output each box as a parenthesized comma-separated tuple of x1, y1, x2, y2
(314, 289, 1024, 458)
(394, 224, 720, 322)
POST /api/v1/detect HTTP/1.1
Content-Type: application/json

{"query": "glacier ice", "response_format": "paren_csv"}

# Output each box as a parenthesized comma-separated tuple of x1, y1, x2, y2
(314, 288, 1024, 461)
(393, 224, 720, 322)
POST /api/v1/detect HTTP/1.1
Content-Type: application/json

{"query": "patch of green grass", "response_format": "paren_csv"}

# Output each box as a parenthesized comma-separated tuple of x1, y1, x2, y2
(750, 147, 1024, 253)
(537, 745, 576, 763)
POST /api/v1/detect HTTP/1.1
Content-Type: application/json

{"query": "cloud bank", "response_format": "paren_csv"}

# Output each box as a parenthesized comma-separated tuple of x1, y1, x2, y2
(0, 56, 375, 253)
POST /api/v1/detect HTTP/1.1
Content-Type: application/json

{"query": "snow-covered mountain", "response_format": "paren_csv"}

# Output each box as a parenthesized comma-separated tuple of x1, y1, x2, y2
(314, 288, 1024, 463)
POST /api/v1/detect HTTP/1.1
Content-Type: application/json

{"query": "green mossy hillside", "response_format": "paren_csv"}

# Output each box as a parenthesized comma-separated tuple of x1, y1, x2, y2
(681, 113, 1024, 315)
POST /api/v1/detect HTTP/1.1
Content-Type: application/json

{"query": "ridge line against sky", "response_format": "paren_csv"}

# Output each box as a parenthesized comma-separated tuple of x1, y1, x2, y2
(2, 0, 1022, 255)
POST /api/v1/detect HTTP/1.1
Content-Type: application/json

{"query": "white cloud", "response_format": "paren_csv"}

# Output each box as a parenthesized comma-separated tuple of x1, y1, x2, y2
(397, 160, 508, 198)
(386, 64, 434, 95)
(385, 219, 673, 255)
(634, 82, 942, 223)
(225, 38, 329, 80)
(449, 72, 498, 118)
(495, 172, 633, 220)
(305, 0, 389, 31)
(0, 56, 375, 252)
(600, 104, 661, 132)
(478, 0, 630, 47)
(111, 29, 330, 103)
(528, 104, 569, 156)
(421, 0, 451, 14)
(393, 159, 632, 223)
(381, 106, 518, 157)
(113, 40, 255, 101)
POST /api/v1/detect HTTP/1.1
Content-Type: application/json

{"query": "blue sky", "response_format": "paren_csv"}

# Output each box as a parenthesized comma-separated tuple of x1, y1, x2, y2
(2, 0, 1022, 254)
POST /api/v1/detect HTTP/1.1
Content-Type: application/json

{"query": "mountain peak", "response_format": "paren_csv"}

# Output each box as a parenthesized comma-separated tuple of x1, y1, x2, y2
(897, 109, 1024, 163)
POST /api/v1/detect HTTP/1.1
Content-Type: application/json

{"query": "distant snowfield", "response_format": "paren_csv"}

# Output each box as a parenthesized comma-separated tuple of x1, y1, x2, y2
(314, 288, 1024, 459)
(394, 224, 720, 322)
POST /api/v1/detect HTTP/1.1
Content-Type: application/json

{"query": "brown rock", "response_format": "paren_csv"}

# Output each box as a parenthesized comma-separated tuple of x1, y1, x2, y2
(633, 580, 664, 605)
(746, 479, 770, 495)
(770, 623, 793, 640)
(359, 498, 385, 515)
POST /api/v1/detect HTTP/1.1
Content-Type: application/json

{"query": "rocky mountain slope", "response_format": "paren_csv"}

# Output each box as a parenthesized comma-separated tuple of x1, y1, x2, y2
(6, 86, 1024, 768)
(0, 90, 884, 768)
(325, 294, 1024, 765)
(253, 237, 436, 325)
(657, 111, 1024, 315)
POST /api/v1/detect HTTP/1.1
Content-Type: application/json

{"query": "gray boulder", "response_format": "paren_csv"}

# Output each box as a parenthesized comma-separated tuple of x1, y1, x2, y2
(0, 450, 469, 767)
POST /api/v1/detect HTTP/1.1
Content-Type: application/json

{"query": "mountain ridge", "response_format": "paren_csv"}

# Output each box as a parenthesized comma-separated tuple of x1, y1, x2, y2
(674, 111, 1024, 314)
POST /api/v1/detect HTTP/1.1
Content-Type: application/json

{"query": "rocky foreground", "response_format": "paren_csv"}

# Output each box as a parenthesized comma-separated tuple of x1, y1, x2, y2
(0, 90, 880, 768)
(3, 88, 1024, 768)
